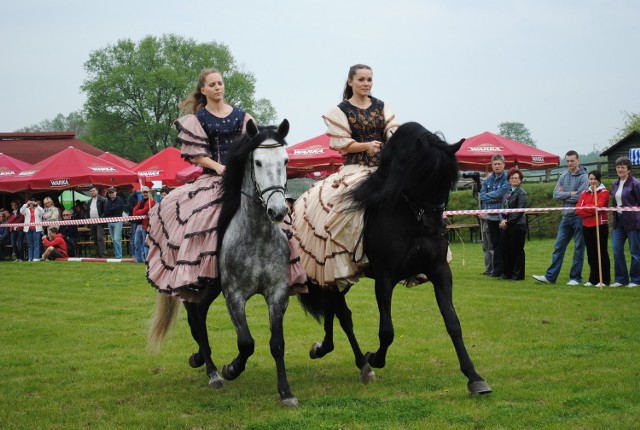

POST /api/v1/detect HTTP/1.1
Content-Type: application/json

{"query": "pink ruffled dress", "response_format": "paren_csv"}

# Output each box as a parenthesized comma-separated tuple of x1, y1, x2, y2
(146, 108, 306, 302)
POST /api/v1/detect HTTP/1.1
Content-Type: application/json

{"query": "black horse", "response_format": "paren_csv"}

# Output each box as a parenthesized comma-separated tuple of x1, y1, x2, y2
(298, 122, 492, 394)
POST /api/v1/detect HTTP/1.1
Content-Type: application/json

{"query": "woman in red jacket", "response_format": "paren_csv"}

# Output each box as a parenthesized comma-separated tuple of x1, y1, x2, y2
(133, 186, 156, 263)
(576, 170, 610, 286)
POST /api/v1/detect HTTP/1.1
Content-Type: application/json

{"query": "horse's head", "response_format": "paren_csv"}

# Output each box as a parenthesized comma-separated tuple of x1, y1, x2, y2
(221, 119, 290, 224)
(245, 119, 290, 223)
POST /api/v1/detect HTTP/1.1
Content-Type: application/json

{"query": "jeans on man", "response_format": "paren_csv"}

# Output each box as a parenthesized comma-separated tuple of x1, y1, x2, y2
(611, 225, 640, 285)
(11, 230, 24, 260)
(480, 219, 494, 275)
(544, 216, 585, 283)
(134, 226, 148, 263)
(128, 223, 138, 257)
(25, 230, 41, 261)
(108, 221, 123, 259)
(487, 219, 503, 276)
(90, 223, 107, 258)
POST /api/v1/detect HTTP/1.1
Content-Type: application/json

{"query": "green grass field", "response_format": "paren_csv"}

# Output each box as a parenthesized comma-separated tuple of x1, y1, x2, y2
(1, 239, 639, 429)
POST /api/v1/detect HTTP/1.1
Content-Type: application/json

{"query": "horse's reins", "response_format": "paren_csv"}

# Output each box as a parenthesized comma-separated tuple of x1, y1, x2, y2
(244, 141, 287, 208)
(402, 194, 447, 230)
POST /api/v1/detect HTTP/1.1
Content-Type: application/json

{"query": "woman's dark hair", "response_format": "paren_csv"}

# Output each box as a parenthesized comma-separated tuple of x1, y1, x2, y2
(507, 167, 523, 181)
(615, 156, 632, 169)
(342, 64, 372, 100)
(588, 170, 602, 182)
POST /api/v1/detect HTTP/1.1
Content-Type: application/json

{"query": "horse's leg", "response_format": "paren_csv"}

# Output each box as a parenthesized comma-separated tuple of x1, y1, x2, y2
(221, 294, 254, 382)
(364, 275, 395, 370)
(309, 291, 336, 359)
(333, 292, 376, 384)
(183, 282, 224, 388)
(267, 291, 298, 407)
(431, 267, 492, 394)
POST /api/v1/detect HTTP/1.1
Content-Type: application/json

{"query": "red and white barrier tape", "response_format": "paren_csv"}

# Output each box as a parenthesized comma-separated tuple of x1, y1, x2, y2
(443, 206, 640, 217)
(55, 258, 136, 263)
(2, 206, 639, 228)
(0, 215, 146, 228)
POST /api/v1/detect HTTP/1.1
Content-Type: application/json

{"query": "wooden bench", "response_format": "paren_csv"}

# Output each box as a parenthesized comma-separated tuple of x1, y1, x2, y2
(446, 223, 480, 243)
(525, 210, 548, 240)
(77, 238, 130, 257)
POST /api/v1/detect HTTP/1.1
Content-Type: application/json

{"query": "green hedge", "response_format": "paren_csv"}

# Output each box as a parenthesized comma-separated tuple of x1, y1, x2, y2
(448, 180, 615, 239)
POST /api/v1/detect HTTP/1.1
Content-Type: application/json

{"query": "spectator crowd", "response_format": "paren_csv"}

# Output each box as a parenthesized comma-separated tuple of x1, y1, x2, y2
(0, 185, 169, 262)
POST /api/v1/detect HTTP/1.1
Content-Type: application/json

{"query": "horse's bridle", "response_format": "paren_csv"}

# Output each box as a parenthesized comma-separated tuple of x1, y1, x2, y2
(245, 142, 288, 208)
(402, 193, 447, 230)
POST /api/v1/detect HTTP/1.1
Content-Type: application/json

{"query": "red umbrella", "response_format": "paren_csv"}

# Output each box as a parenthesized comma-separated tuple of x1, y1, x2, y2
(0, 146, 138, 192)
(286, 134, 344, 178)
(175, 164, 202, 183)
(98, 152, 137, 170)
(0, 152, 32, 178)
(135, 146, 191, 188)
(456, 131, 560, 171)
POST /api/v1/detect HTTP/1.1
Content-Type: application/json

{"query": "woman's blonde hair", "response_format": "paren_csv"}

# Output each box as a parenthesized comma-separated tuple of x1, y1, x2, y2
(179, 68, 222, 114)
(43, 197, 53, 205)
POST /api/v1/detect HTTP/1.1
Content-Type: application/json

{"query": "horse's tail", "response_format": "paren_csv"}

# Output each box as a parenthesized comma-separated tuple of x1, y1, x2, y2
(297, 281, 329, 323)
(147, 293, 181, 353)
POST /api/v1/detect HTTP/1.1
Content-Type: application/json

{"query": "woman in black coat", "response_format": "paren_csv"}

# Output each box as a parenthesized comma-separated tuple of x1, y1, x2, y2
(499, 167, 529, 280)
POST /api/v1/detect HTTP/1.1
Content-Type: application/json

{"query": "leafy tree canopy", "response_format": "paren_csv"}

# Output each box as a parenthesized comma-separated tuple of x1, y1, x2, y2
(17, 111, 88, 136)
(81, 34, 276, 161)
(612, 111, 640, 143)
(498, 121, 537, 148)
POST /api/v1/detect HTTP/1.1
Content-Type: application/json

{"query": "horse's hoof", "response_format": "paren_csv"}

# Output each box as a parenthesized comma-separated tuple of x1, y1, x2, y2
(360, 364, 376, 384)
(189, 353, 205, 368)
(280, 397, 299, 408)
(222, 364, 238, 381)
(208, 373, 224, 389)
(468, 380, 492, 394)
(309, 342, 322, 359)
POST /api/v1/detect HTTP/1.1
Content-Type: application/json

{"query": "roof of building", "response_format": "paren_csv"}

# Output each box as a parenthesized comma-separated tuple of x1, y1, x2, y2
(0, 132, 104, 164)
(600, 130, 640, 157)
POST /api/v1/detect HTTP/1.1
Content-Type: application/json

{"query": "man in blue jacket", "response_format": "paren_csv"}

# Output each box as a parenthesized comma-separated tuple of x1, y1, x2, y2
(480, 154, 510, 277)
(533, 150, 588, 285)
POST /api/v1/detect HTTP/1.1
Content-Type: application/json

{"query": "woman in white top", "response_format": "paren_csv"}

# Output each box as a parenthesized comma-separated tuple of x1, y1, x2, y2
(20, 198, 45, 261)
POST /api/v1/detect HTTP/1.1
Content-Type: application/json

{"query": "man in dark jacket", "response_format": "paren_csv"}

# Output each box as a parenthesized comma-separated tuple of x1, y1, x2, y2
(88, 187, 107, 258)
(104, 187, 125, 259)
(124, 191, 139, 257)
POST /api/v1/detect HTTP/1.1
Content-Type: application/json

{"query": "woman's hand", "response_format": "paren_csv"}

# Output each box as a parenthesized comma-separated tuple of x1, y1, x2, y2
(367, 140, 382, 155)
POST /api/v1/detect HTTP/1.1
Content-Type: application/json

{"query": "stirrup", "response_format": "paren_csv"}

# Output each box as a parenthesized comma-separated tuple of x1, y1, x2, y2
(404, 273, 429, 288)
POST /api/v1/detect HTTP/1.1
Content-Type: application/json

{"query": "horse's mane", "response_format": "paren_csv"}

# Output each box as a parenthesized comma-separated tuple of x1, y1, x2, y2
(350, 122, 461, 210)
(217, 122, 288, 248)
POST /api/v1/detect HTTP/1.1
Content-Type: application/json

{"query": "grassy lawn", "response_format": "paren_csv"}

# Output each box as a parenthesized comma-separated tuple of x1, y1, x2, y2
(1, 238, 639, 429)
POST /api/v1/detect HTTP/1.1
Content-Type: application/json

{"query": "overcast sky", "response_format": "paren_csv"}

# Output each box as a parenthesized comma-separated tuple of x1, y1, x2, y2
(2, 0, 638, 156)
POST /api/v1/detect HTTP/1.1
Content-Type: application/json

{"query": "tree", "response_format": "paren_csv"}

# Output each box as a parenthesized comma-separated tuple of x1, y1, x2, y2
(498, 122, 537, 147)
(17, 111, 88, 136)
(81, 34, 277, 161)
(612, 111, 640, 143)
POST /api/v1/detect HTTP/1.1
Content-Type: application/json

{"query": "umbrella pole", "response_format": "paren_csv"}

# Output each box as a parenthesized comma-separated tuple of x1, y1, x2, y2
(593, 186, 603, 289)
